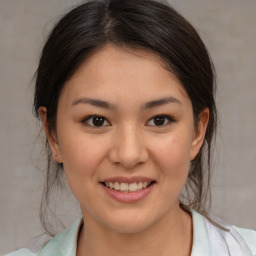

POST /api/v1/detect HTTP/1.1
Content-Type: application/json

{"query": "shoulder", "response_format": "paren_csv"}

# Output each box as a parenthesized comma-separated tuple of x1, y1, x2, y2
(191, 209, 256, 255)
(204, 213, 256, 256)
(4, 248, 37, 256)
(233, 226, 256, 255)
(4, 218, 83, 256)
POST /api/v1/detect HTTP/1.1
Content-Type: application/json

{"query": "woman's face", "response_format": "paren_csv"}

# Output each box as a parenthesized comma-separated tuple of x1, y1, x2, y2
(41, 45, 208, 233)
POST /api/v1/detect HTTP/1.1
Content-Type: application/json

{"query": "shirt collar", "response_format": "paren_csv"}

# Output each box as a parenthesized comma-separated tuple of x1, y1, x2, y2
(190, 209, 211, 256)
(40, 210, 211, 256)
(39, 218, 82, 256)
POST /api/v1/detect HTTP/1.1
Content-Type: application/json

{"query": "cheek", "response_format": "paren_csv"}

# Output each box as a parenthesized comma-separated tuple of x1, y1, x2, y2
(149, 131, 192, 179)
(58, 134, 110, 206)
(58, 133, 108, 180)
(150, 133, 192, 207)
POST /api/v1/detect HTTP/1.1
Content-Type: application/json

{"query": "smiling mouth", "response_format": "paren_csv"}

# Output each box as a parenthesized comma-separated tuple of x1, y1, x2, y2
(101, 181, 156, 193)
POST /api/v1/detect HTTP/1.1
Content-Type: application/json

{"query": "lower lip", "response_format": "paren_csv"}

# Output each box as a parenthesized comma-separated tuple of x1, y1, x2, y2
(101, 183, 155, 203)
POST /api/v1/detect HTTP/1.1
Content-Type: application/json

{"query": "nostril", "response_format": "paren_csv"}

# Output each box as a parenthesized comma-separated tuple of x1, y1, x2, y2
(108, 137, 149, 168)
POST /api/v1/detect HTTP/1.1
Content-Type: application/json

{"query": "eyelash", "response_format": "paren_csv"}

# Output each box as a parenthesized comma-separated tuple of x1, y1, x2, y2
(147, 114, 175, 127)
(82, 114, 176, 128)
(82, 115, 110, 128)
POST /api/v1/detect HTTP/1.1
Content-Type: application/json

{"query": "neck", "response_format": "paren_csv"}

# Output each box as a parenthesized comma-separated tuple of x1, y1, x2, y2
(77, 207, 193, 256)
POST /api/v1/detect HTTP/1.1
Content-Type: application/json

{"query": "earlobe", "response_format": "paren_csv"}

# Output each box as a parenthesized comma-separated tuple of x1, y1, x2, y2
(38, 106, 63, 163)
(190, 108, 209, 161)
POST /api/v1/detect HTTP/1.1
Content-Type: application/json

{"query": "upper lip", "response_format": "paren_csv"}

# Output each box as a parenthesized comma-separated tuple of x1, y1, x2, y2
(100, 176, 156, 184)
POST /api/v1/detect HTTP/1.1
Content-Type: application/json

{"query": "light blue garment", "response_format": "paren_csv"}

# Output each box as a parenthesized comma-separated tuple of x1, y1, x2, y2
(5, 210, 256, 256)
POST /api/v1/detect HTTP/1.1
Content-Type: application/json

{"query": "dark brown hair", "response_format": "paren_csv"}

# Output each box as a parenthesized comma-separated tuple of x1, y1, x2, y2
(34, 0, 217, 234)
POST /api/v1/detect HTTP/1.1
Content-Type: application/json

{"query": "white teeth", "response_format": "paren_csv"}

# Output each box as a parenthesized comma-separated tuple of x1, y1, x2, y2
(137, 182, 143, 190)
(104, 181, 152, 192)
(109, 182, 114, 189)
(129, 182, 138, 192)
(120, 182, 128, 192)
(114, 182, 120, 190)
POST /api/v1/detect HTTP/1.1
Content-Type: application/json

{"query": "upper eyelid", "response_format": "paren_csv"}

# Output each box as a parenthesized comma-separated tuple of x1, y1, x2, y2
(82, 115, 111, 126)
(83, 115, 107, 120)
(148, 114, 174, 120)
(147, 113, 175, 120)
(146, 114, 175, 125)
(82, 114, 175, 126)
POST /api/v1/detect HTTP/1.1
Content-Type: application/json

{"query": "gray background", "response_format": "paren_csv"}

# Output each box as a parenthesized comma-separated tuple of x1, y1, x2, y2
(0, 0, 256, 254)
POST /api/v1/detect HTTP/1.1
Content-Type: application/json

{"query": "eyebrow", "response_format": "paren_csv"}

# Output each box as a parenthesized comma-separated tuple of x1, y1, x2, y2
(72, 97, 116, 109)
(142, 96, 181, 109)
(72, 96, 181, 110)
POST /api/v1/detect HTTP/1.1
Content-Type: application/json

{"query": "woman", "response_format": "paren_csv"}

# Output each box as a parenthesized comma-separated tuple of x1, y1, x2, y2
(6, 0, 256, 255)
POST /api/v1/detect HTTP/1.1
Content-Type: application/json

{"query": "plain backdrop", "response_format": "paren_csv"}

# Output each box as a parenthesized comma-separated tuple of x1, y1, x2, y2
(0, 0, 256, 254)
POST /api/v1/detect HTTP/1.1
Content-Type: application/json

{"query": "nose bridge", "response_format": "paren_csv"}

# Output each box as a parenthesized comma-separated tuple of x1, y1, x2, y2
(109, 122, 148, 168)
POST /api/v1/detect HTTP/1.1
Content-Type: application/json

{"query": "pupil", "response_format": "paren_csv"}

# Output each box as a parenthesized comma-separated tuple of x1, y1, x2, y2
(154, 116, 165, 126)
(93, 117, 104, 126)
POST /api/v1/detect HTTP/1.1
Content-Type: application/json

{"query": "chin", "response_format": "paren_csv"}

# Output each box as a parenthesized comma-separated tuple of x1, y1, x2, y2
(108, 221, 152, 234)
(102, 211, 158, 234)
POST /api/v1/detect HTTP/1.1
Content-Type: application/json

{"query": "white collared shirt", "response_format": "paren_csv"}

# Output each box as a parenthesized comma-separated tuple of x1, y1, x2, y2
(5, 210, 256, 256)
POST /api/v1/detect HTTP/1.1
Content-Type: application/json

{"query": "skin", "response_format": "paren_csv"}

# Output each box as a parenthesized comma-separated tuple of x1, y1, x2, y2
(40, 44, 209, 256)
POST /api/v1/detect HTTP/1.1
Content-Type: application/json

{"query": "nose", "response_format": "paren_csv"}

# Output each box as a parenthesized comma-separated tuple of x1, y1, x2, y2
(108, 124, 148, 169)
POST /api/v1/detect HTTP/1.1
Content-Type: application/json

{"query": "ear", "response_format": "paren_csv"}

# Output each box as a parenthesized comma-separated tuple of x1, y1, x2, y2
(190, 108, 210, 161)
(39, 106, 63, 163)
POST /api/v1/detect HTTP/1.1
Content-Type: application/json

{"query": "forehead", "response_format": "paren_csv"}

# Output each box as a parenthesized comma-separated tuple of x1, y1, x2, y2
(61, 44, 189, 105)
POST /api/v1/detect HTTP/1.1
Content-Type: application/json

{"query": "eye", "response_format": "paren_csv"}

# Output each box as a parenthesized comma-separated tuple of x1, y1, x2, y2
(82, 115, 110, 127)
(146, 115, 175, 127)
